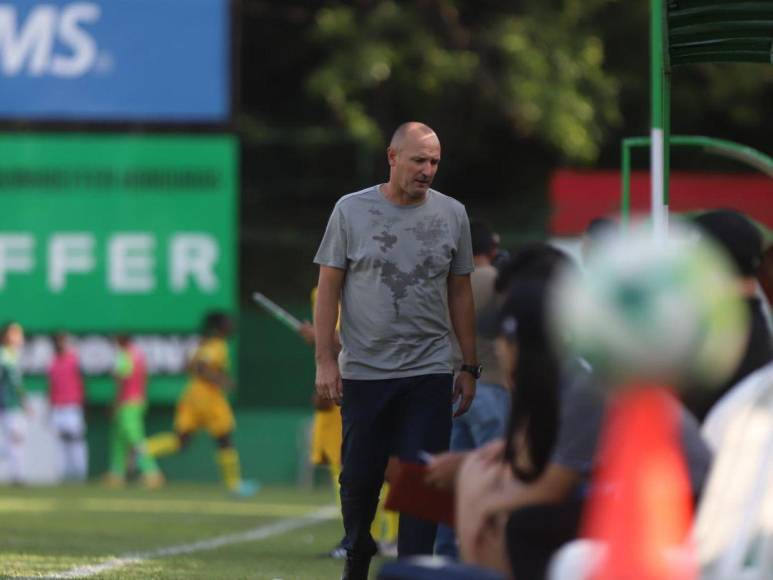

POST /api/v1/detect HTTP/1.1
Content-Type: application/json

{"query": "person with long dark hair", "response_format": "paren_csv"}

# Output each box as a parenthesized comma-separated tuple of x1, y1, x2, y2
(429, 243, 713, 579)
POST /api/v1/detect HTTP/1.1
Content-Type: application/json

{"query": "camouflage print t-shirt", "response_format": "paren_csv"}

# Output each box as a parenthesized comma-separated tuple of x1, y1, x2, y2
(314, 185, 474, 380)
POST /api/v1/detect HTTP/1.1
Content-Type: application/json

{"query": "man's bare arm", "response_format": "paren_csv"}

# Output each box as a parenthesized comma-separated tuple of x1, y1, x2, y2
(314, 266, 346, 400)
(448, 273, 477, 416)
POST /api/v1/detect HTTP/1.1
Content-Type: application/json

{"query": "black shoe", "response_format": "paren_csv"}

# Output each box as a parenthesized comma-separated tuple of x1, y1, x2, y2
(328, 543, 347, 559)
(341, 552, 371, 580)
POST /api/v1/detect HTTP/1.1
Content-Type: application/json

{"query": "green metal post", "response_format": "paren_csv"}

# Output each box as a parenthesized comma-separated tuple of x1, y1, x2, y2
(621, 140, 631, 229)
(664, 67, 671, 210)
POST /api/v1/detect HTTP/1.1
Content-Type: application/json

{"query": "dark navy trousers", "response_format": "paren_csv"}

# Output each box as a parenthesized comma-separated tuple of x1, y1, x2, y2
(339, 373, 453, 559)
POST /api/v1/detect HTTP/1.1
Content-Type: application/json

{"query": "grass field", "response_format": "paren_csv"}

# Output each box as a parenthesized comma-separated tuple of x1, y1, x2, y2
(0, 483, 391, 579)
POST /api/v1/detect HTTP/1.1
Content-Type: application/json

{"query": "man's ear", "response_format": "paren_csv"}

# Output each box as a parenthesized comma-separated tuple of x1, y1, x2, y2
(386, 146, 397, 167)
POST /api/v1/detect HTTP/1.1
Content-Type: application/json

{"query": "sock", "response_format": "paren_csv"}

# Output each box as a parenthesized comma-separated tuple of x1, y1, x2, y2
(66, 439, 88, 481)
(217, 447, 241, 491)
(135, 442, 161, 476)
(146, 432, 181, 457)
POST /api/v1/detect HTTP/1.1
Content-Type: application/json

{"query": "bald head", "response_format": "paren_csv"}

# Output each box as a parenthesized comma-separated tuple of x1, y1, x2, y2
(385, 122, 441, 203)
(389, 122, 438, 151)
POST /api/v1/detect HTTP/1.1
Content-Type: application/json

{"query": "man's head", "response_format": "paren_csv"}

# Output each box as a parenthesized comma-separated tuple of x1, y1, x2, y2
(2, 322, 24, 349)
(53, 332, 69, 354)
(470, 221, 498, 261)
(693, 210, 763, 279)
(201, 310, 233, 338)
(115, 334, 131, 348)
(387, 122, 441, 201)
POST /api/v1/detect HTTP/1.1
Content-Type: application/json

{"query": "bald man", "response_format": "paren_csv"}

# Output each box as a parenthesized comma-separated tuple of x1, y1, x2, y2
(314, 122, 478, 579)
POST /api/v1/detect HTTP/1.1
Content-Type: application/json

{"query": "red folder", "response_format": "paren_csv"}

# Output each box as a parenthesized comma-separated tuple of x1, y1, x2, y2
(384, 460, 455, 528)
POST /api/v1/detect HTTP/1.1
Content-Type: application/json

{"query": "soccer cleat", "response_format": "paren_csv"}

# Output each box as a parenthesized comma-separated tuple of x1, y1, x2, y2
(230, 479, 260, 498)
(328, 544, 347, 559)
(143, 471, 166, 490)
(102, 473, 125, 488)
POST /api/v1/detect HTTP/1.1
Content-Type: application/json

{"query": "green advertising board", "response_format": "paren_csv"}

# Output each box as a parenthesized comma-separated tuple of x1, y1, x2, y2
(0, 133, 237, 402)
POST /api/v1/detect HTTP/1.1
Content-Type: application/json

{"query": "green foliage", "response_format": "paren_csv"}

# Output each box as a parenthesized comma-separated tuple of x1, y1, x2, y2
(306, 0, 621, 162)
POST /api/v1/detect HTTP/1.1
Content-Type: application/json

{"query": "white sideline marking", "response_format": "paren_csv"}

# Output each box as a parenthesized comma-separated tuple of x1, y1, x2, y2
(41, 505, 338, 579)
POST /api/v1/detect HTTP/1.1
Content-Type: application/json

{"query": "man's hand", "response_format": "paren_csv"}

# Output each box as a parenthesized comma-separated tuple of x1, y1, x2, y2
(452, 371, 476, 417)
(298, 321, 315, 345)
(425, 451, 467, 491)
(315, 358, 342, 403)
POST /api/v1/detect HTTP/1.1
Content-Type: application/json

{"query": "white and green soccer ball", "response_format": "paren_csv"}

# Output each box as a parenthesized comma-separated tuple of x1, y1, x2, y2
(550, 224, 748, 389)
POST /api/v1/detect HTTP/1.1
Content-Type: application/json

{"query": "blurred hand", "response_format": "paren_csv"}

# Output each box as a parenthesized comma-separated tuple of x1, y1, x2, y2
(315, 358, 342, 403)
(452, 372, 476, 417)
(298, 321, 315, 345)
(311, 391, 334, 411)
(456, 451, 510, 563)
(425, 451, 466, 491)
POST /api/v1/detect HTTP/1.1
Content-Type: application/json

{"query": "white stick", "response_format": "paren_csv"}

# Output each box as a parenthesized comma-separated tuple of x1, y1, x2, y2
(252, 292, 302, 332)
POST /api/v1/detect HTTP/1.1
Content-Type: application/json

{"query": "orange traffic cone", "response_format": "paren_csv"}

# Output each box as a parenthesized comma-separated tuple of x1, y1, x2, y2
(583, 385, 696, 580)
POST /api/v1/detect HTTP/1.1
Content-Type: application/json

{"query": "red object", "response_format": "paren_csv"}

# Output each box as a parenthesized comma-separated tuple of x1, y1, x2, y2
(582, 386, 696, 580)
(48, 349, 84, 406)
(549, 170, 773, 236)
(117, 344, 147, 404)
(385, 460, 455, 527)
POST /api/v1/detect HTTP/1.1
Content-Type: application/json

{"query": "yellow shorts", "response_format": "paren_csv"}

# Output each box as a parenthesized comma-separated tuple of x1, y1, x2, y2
(310, 407, 342, 466)
(174, 383, 235, 438)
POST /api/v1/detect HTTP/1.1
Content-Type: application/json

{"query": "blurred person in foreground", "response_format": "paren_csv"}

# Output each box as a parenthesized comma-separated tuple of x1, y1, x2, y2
(48, 332, 88, 482)
(147, 311, 257, 497)
(0, 322, 27, 484)
(580, 217, 618, 264)
(314, 122, 477, 579)
(105, 334, 163, 488)
(427, 244, 713, 580)
(434, 221, 510, 559)
(684, 209, 773, 421)
(299, 288, 398, 559)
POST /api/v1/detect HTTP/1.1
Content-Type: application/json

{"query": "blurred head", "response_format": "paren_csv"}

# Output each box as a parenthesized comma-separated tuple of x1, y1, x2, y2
(496, 245, 574, 481)
(581, 217, 618, 263)
(115, 334, 131, 347)
(693, 210, 763, 279)
(470, 220, 498, 260)
(53, 332, 69, 354)
(2, 322, 24, 349)
(201, 310, 233, 338)
(552, 222, 748, 390)
(495, 242, 569, 294)
(387, 122, 441, 202)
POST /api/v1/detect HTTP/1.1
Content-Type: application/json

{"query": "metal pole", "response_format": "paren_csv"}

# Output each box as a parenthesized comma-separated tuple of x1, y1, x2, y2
(621, 140, 632, 229)
(650, 0, 666, 240)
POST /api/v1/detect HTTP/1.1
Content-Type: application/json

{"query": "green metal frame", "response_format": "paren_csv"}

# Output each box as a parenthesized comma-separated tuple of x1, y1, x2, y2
(621, 135, 773, 225)
(643, 0, 773, 236)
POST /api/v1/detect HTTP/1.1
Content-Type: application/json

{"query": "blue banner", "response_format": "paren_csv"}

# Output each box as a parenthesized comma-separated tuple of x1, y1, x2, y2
(0, 0, 230, 121)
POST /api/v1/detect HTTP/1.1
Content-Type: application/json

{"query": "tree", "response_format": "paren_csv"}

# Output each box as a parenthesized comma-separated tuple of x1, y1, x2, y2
(305, 0, 621, 163)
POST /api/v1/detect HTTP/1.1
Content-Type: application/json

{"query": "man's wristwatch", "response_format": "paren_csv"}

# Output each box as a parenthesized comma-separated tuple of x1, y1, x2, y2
(460, 363, 483, 379)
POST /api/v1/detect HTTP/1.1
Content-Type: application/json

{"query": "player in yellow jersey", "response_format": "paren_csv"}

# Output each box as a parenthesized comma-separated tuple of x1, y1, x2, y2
(301, 289, 397, 558)
(146, 311, 257, 497)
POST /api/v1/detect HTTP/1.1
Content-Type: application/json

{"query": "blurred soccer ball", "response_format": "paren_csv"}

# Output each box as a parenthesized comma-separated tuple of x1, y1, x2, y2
(550, 224, 748, 389)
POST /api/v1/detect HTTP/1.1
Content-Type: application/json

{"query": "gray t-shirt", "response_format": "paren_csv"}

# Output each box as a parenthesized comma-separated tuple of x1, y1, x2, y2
(314, 185, 474, 380)
(553, 365, 713, 494)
